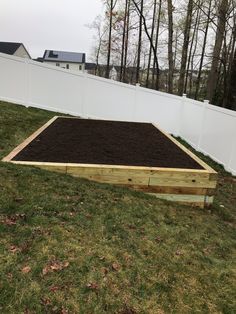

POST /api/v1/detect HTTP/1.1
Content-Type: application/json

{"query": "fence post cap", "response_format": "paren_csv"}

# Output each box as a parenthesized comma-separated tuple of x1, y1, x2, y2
(182, 93, 187, 98)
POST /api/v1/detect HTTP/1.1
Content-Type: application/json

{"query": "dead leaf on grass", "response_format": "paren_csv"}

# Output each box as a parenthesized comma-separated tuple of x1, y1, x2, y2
(1, 214, 26, 226)
(101, 267, 109, 276)
(112, 262, 120, 271)
(86, 282, 99, 291)
(2, 218, 17, 225)
(42, 260, 69, 275)
(49, 285, 61, 292)
(21, 266, 31, 274)
(9, 245, 20, 253)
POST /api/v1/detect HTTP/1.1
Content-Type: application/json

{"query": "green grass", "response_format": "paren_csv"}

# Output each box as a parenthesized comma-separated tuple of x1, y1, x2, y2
(0, 101, 235, 313)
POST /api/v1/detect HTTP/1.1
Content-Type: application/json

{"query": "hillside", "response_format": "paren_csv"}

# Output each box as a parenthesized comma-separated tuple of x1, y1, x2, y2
(0, 101, 235, 313)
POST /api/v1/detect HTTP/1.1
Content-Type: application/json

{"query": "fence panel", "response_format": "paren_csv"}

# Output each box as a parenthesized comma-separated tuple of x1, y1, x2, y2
(199, 105, 236, 174)
(0, 54, 28, 105)
(135, 87, 182, 134)
(29, 61, 84, 116)
(84, 75, 136, 121)
(0, 53, 235, 175)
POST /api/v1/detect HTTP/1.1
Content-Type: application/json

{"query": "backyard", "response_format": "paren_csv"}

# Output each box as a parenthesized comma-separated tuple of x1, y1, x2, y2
(0, 101, 235, 313)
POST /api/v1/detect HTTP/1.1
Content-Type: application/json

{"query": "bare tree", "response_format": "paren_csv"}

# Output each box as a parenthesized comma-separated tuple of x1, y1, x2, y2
(152, 0, 162, 89)
(167, 0, 174, 93)
(120, 0, 129, 81)
(206, 0, 229, 102)
(132, 0, 160, 89)
(146, 0, 157, 87)
(194, 0, 212, 99)
(136, 0, 144, 83)
(105, 0, 117, 79)
(178, 0, 194, 96)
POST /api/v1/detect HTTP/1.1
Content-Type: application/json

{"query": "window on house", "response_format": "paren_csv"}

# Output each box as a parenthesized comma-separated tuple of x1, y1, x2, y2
(79, 65, 82, 70)
(56, 63, 60, 66)
(66, 64, 69, 69)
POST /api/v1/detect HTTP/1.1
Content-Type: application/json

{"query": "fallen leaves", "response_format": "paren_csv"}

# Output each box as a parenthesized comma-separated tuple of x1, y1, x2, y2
(21, 266, 31, 274)
(86, 282, 99, 291)
(112, 262, 120, 271)
(1, 214, 26, 226)
(42, 260, 69, 276)
(9, 245, 20, 253)
(49, 285, 62, 293)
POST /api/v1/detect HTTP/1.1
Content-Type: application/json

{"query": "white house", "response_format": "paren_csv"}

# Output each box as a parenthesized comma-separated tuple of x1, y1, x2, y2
(0, 42, 31, 59)
(40, 50, 86, 71)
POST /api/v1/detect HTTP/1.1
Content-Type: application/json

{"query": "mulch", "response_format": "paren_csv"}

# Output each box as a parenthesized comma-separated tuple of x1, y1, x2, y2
(13, 117, 203, 169)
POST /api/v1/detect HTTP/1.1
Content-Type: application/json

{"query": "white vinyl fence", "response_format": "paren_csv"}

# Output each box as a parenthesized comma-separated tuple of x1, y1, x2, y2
(0, 52, 235, 175)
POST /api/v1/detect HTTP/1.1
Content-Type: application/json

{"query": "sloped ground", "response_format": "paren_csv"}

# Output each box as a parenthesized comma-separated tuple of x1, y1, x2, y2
(0, 101, 235, 313)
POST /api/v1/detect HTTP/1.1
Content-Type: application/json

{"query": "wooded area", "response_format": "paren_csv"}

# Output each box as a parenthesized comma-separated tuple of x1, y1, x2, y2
(89, 0, 236, 110)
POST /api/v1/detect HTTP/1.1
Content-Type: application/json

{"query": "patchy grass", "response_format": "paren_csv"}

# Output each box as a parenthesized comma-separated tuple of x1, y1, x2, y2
(0, 101, 235, 313)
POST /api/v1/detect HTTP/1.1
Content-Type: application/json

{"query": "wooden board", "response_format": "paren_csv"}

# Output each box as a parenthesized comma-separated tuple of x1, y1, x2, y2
(2, 116, 218, 208)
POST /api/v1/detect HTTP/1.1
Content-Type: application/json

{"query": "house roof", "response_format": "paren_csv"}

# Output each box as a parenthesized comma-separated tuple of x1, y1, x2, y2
(85, 62, 97, 70)
(0, 41, 31, 58)
(0, 42, 22, 55)
(43, 50, 86, 63)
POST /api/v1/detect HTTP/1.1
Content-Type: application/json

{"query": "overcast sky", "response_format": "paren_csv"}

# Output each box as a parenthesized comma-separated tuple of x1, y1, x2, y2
(0, 0, 104, 60)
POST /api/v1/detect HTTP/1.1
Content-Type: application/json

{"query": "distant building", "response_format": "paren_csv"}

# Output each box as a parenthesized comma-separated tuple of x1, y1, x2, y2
(39, 50, 86, 71)
(85, 62, 97, 74)
(0, 41, 31, 59)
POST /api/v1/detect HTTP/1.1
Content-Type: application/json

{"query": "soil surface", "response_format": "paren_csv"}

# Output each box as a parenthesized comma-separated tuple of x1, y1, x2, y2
(13, 118, 204, 169)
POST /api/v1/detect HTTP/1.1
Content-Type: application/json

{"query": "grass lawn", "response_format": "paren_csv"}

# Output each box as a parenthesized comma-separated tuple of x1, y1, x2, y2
(0, 101, 235, 313)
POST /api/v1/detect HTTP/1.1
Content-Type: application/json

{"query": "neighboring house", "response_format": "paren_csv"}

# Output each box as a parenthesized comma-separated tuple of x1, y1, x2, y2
(85, 62, 97, 75)
(40, 50, 86, 71)
(0, 41, 31, 59)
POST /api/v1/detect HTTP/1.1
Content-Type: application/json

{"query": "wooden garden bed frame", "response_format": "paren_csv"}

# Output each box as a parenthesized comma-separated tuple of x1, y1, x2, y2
(2, 116, 218, 208)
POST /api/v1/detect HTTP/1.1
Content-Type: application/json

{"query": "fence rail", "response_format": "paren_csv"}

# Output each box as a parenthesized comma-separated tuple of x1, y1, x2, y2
(0, 52, 235, 175)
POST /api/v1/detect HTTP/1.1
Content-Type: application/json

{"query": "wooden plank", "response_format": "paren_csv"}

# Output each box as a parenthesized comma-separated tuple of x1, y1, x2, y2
(147, 193, 214, 204)
(152, 123, 217, 174)
(149, 176, 217, 188)
(2, 116, 59, 162)
(66, 164, 209, 179)
(66, 171, 150, 185)
(66, 162, 208, 173)
(124, 185, 214, 196)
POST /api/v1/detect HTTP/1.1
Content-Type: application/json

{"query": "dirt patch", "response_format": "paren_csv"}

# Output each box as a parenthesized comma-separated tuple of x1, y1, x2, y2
(13, 118, 203, 169)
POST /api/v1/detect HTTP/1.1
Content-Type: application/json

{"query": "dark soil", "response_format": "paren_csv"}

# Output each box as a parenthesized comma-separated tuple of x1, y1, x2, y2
(13, 117, 204, 169)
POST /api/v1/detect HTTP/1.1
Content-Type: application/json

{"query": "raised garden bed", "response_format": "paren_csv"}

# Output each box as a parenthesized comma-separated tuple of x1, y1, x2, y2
(3, 116, 217, 207)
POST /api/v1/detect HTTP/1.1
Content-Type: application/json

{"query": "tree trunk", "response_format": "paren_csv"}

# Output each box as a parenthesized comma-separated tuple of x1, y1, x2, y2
(152, 0, 162, 89)
(120, 0, 129, 81)
(167, 0, 174, 93)
(178, 0, 194, 96)
(106, 0, 114, 79)
(123, 0, 131, 82)
(225, 48, 236, 110)
(223, 23, 236, 108)
(146, 0, 157, 88)
(184, 4, 200, 94)
(206, 0, 229, 102)
(136, 0, 143, 84)
(195, 0, 212, 100)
